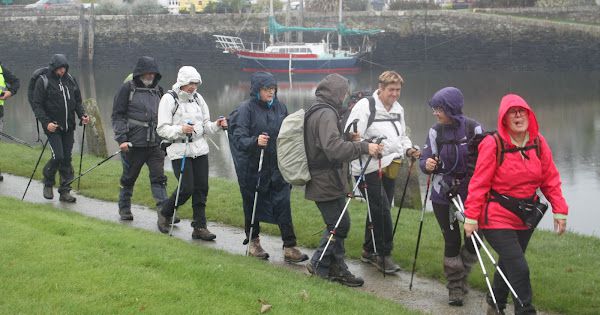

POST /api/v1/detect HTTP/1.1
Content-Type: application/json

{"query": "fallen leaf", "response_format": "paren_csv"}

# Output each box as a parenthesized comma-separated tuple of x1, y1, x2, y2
(260, 304, 272, 313)
(300, 289, 309, 301)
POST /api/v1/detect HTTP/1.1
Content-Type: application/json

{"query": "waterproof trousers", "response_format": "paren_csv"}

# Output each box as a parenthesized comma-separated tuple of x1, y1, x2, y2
(359, 171, 396, 256)
(483, 229, 536, 315)
(119, 146, 168, 211)
(161, 154, 208, 229)
(432, 202, 477, 257)
(310, 197, 350, 275)
(43, 129, 75, 193)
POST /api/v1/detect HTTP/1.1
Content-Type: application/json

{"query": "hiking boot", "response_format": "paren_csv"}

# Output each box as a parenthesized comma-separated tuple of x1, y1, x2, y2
(248, 237, 269, 260)
(306, 262, 329, 279)
(0, 173, 3, 181)
(283, 246, 309, 263)
(444, 255, 466, 307)
(329, 267, 364, 287)
(485, 293, 506, 315)
(448, 288, 464, 306)
(172, 215, 181, 224)
(192, 227, 216, 241)
(59, 191, 76, 203)
(157, 211, 171, 234)
(43, 185, 54, 199)
(119, 208, 134, 221)
(362, 251, 400, 274)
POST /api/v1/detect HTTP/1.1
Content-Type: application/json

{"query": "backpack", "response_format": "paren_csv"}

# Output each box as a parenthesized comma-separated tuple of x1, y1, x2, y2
(27, 67, 76, 106)
(276, 104, 336, 186)
(340, 94, 402, 136)
(466, 131, 541, 177)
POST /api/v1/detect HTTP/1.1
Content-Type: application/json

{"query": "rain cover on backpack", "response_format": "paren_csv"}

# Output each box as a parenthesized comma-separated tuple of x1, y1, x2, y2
(276, 108, 311, 186)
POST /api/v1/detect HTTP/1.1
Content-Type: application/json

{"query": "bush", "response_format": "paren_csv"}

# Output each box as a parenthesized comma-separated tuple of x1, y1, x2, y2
(94, 0, 167, 15)
(388, 0, 439, 10)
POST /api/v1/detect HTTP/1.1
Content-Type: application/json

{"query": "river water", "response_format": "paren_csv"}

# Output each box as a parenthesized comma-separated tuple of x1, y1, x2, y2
(2, 63, 599, 237)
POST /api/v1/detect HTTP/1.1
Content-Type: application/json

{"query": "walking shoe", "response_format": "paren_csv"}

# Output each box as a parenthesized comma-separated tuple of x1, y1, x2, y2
(283, 246, 309, 263)
(362, 251, 400, 274)
(329, 266, 364, 287)
(118, 208, 134, 220)
(0, 173, 3, 181)
(248, 237, 269, 260)
(485, 293, 506, 315)
(192, 227, 216, 241)
(172, 215, 181, 224)
(448, 288, 464, 306)
(157, 211, 171, 234)
(43, 185, 54, 199)
(59, 191, 76, 203)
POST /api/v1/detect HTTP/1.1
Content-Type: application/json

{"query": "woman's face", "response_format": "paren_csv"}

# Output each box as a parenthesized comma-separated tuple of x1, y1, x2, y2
(259, 86, 276, 102)
(432, 106, 452, 125)
(504, 106, 529, 134)
(181, 82, 198, 94)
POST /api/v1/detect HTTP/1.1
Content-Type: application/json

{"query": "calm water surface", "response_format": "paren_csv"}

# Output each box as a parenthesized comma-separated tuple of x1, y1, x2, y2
(3, 65, 599, 236)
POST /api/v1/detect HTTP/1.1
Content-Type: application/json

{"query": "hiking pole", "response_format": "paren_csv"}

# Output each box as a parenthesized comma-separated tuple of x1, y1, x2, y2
(22, 139, 49, 200)
(244, 132, 268, 255)
(77, 122, 86, 191)
(317, 136, 386, 268)
(378, 157, 387, 277)
(408, 173, 434, 290)
(391, 157, 415, 239)
(472, 231, 501, 314)
(63, 148, 126, 187)
(219, 115, 228, 140)
(0, 130, 34, 149)
(169, 123, 193, 236)
(451, 195, 524, 308)
(359, 156, 378, 262)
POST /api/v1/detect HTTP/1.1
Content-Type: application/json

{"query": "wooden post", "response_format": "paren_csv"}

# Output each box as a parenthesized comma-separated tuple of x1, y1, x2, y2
(82, 98, 108, 158)
(298, 0, 304, 43)
(87, 2, 95, 64)
(77, 5, 85, 63)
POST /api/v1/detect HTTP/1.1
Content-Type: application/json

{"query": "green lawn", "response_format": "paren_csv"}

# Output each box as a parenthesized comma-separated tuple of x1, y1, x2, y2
(0, 196, 416, 314)
(1, 142, 599, 314)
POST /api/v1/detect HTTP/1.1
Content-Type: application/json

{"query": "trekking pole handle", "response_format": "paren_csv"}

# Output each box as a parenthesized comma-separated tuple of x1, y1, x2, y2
(344, 118, 359, 135)
(258, 132, 269, 148)
(218, 115, 228, 131)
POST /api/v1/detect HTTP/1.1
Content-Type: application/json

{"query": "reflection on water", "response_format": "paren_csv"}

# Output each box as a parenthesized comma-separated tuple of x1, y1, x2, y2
(3, 65, 599, 237)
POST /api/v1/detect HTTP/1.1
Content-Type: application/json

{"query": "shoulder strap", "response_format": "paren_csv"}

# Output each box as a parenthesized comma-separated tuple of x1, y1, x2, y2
(465, 117, 477, 140)
(127, 80, 136, 103)
(366, 96, 376, 128)
(41, 74, 48, 90)
(534, 137, 541, 157)
(492, 132, 504, 166)
(168, 90, 179, 117)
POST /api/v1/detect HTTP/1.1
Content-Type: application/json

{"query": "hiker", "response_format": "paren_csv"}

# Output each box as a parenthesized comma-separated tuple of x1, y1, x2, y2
(0, 60, 20, 181)
(228, 71, 308, 262)
(305, 73, 383, 287)
(155, 66, 226, 240)
(419, 87, 482, 306)
(111, 56, 169, 221)
(344, 70, 420, 274)
(464, 94, 568, 315)
(30, 54, 89, 202)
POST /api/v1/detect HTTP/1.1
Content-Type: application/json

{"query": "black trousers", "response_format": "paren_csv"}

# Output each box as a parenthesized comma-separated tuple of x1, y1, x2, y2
(483, 229, 536, 314)
(359, 171, 395, 256)
(119, 146, 168, 209)
(432, 202, 477, 257)
(310, 197, 351, 274)
(161, 155, 209, 229)
(43, 130, 75, 193)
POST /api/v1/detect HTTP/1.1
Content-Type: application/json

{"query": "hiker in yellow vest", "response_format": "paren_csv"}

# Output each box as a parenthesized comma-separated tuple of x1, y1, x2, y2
(0, 61, 21, 181)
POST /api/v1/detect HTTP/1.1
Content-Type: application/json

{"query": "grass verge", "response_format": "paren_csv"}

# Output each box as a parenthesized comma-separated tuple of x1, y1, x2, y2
(1, 142, 599, 314)
(0, 196, 416, 314)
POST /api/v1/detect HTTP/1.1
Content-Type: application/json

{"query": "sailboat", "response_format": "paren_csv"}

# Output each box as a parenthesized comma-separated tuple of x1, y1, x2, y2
(214, 0, 383, 74)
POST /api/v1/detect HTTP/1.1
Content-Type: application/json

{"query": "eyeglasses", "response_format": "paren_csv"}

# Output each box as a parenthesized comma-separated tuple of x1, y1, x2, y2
(260, 86, 276, 92)
(432, 106, 444, 114)
(507, 108, 527, 117)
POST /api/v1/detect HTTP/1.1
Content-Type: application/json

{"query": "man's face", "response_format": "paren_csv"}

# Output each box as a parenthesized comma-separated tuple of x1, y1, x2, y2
(54, 67, 66, 78)
(378, 83, 402, 107)
(141, 73, 156, 82)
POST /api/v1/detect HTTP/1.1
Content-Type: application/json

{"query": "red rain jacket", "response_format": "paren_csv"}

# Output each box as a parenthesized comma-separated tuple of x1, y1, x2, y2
(464, 94, 568, 230)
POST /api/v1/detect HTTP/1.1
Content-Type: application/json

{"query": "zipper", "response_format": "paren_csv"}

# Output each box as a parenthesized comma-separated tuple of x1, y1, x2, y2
(59, 79, 69, 131)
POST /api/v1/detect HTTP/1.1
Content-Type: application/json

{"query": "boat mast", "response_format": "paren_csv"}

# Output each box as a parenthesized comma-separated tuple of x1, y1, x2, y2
(338, 0, 342, 52)
(269, 0, 274, 45)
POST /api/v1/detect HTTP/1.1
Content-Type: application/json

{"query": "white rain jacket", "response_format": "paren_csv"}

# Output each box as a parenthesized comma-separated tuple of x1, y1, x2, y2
(156, 66, 221, 161)
(344, 90, 413, 176)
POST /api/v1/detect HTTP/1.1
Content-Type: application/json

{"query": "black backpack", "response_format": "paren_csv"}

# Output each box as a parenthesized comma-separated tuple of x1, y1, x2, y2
(27, 67, 76, 106)
(341, 93, 402, 136)
(466, 131, 541, 177)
